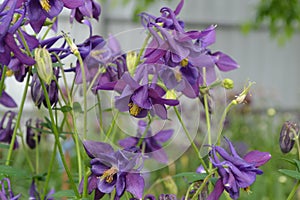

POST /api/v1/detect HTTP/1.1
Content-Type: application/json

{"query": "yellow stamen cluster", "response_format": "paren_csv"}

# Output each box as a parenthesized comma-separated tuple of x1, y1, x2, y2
(180, 58, 189, 67)
(100, 166, 118, 183)
(40, 0, 51, 12)
(128, 102, 142, 116)
(5, 70, 14, 77)
(243, 186, 252, 194)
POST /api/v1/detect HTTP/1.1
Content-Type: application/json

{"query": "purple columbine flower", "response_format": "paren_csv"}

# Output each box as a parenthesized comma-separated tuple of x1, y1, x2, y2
(29, 180, 55, 200)
(81, 140, 145, 199)
(119, 120, 173, 163)
(26, 0, 84, 33)
(0, 178, 21, 200)
(0, 0, 36, 66)
(70, 0, 101, 24)
(26, 118, 43, 149)
(207, 138, 271, 200)
(115, 70, 179, 119)
(0, 111, 18, 149)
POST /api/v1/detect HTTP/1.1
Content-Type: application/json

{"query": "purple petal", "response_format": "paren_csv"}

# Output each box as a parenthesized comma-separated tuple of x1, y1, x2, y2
(149, 149, 169, 164)
(152, 104, 167, 119)
(98, 179, 116, 194)
(62, 0, 84, 9)
(83, 140, 114, 158)
(243, 150, 271, 167)
(125, 173, 144, 199)
(116, 173, 126, 197)
(0, 91, 17, 108)
(46, 0, 64, 18)
(211, 51, 239, 71)
(153, 129, 173, 142)
(118, 137, 138, 149)
(207, 179, 224, 200)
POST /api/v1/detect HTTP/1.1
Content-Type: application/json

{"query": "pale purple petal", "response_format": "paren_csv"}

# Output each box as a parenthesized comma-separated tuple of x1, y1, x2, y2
(116, 173, 126, 197)
(153, 129, 173, 142)
(118, 137, 138, 149)
(212, 51, 239, 71)
(63, 0, 84, 9)
(125, 173, 144, 199)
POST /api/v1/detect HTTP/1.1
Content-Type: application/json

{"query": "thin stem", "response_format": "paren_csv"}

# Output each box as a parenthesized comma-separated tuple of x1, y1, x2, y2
(96, 93, 104, 136)
(6, 71, 31, 166)
(287, 180, 300, 200)
(41, 143, 57, 200)
(136, 115, 152, 147)
(173, 106, 208, 173)
(104, 111, 119, 142)
(216, 101, 235, 146)
(39, 76, 79, 197)
(191, 169, 216, 200)
(134, 33, 151, 68)
(0, 65, 7, 97)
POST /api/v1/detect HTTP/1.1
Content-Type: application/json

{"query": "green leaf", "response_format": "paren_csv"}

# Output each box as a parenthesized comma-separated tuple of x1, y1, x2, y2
(173, 172, 207, 183)
(52, 190, 75, 198)
(0, 165, 30, 178)
(278, 169, 300, 180)
(73, 102, 83, 113)
(293, 159, 300, 171)
(54, 105, 72, 113)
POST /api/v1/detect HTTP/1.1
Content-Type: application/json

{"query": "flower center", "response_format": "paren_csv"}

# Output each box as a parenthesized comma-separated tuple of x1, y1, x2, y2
(243, 186, 252, 194)
(40, 0, 51, 12)
(180, 58, 189, 67)
(128, 102, 142, 116)
(100, 166, 118, 183)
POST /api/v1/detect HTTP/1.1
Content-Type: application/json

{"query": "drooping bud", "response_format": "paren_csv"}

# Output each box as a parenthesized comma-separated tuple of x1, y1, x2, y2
(232, 81, 255, 104)
(222, 78, 234, 89)
(26, 119, 42, 149)
(126, 51, 138, 75)
(279, 121, 299, 153)
(34, 47, 53, 85)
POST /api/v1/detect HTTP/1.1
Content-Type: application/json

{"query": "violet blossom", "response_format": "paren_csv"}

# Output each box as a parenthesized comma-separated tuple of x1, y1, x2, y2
(0, 0, 35, 66)
(70, 0, 101, 24)
(0, 111, 18, 149)
(81, 140, 145, 199)
(119, 120, 173, 163)
(29, 180, 55, 200)
(0, 178, 21, 200)
(207, 138, 271, 200)
(26, 118, 43, 149)
(26, 0, 84, 33)
(115, 68, 179, 119)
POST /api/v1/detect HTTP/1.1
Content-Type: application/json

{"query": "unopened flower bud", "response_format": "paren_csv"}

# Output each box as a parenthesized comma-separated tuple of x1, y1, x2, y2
(34, 47, 53, 85)
(26, 119, 42, 149)
(279, 121, 299, 153)
(126, 51, 138, 75)
(222, 78, 234, 89)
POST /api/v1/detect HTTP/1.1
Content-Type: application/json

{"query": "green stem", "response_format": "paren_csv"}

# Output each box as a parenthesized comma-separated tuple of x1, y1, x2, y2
(136, 115, 152, 147)
(41, 143, 57, 200)
(39, 76, 79, 197)
(173, 106, 208, 173)
(104, 111, 119, 142)
(191, 169, 216, 200)
(0, 65, 7, 97)
(287, 180, 300, 200)
(216, 101, 235, 146)
(96, 93, 104, 136)
(6, 71, 31, 166)
(134, 33, 151, 68)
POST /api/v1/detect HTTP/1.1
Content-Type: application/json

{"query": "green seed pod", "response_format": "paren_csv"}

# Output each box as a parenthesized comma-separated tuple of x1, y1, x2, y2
(34, 47, 53, 85)
(279, 121, 299, 153)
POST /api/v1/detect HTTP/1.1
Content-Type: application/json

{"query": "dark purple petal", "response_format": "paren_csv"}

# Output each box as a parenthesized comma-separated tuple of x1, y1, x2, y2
(46, 0, 64, 18)
(91, 159, 110, 175)
(0, 91, 17, 108)
(243, 150, 271, 167)
(118, 137, 138, 149)
(207, 179, 224, 200)
(125, 173, 144, 199)
(83, 140, 114, 158)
